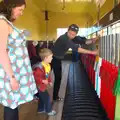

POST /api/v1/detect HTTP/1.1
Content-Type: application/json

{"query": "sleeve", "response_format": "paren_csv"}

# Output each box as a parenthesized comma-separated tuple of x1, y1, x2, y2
(73, 36, 86, 45)
(67, 40, 79, 52)
(33, 68, 44, 86)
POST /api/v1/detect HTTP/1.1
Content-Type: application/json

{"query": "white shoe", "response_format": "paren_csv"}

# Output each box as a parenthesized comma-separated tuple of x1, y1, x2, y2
(48, 110, 56, 116)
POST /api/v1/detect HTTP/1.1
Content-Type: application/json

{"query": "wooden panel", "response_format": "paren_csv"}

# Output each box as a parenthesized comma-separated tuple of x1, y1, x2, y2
(94, 3, 120, 27)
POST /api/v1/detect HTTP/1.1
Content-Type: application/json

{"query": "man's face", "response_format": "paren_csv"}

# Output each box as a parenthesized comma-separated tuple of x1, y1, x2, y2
(67, 30, 77, 40)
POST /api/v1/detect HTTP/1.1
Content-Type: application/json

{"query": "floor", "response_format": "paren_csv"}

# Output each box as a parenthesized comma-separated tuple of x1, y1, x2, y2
(0, 61, 70, 120)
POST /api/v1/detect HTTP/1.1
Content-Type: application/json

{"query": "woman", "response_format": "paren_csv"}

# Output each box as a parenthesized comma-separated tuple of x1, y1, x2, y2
(0, 0, 38, 120)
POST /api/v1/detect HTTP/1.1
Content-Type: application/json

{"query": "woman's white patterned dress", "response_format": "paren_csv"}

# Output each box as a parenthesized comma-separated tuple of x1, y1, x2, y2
(0, 15, 38, 109)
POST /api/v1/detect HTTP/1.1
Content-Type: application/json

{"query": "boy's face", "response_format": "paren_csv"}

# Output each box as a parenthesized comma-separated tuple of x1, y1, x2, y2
(44, 54, 53, 64)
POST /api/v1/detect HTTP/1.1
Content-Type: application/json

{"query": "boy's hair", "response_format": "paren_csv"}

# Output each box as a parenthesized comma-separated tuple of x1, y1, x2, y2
(39, 48, 53, 60)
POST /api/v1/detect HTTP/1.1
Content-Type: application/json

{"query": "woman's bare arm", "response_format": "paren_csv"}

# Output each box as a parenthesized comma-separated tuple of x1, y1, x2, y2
(0, 19, 14, 79)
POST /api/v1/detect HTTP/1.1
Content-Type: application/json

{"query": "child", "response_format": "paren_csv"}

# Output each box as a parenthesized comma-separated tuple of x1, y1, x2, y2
(32, 48, 56, 116)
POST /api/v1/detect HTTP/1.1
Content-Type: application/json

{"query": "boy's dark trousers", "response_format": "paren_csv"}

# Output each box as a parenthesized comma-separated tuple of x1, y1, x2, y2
(38, 90, 52, 113)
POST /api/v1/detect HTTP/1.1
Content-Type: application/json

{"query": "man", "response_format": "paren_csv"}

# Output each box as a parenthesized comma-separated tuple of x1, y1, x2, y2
(52, 24, 98, 101)
(72, 36, 96, 62)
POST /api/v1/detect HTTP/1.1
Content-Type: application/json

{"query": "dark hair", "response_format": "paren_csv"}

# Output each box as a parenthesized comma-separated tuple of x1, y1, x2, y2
(0, 1, 26, 21)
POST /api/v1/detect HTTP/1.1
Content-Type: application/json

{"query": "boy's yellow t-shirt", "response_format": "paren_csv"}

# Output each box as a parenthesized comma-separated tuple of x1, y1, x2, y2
(41, 61, 51, 80)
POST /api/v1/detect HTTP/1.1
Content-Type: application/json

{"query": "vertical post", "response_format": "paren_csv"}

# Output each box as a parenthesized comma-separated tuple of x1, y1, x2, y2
(103, 36, 105, 59)
(109, 34, 112, 63)
(46, 20, 48, 41)
(106, 35, 109, 61)
(115, 34, 119, 66)
(97, 4, 100, 28)
(45, 0, 48, 41)
(112, 34, 116, 64)
(101, 36, 103, 58)
(111, 34, 114, 64)
(62, 0, 65, 10)
(99, 37, 102, 57)
(47, 40, 49, 48)
(104, 35, 106, 60)
(108, 35, 110, 62)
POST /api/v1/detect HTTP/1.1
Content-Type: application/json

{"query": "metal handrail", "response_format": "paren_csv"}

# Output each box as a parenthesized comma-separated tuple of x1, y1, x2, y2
(87, 19, 120, 37)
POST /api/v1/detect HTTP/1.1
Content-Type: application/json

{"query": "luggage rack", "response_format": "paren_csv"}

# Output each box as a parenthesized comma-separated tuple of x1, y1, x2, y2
(62, 62, 109, 120)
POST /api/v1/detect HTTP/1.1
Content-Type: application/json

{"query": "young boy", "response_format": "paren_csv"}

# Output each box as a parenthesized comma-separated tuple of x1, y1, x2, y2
(32, 48, 56, 116)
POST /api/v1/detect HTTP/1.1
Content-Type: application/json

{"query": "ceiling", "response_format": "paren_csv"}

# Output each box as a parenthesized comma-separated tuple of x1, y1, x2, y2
(26, 0, 107, 26)
(0, 0, 108, 40)
(0, 0, 107, 25)
(27, 0, 98, 18)
(23, 0, 108, 40)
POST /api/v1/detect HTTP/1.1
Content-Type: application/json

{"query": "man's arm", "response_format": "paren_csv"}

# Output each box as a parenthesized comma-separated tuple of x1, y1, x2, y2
(73, 36, 86, 44)
(68, 39, 98, 55)
(77, 47, 98, 55)
(73, 36, 99, 45)
(85, 36, 100, 45)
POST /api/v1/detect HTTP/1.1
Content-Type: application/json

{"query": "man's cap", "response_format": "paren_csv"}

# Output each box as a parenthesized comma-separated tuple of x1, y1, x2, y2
(68, 24, 79, 33)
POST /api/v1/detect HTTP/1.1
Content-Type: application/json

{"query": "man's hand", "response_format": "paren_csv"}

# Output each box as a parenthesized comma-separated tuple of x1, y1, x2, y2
(85, 36, 100, 45)
(91, 50, 99, 55)
(92, 36, 100, 43)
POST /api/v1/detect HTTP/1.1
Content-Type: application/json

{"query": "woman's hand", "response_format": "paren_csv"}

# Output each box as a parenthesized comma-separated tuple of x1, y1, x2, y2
(10, 78, 19, 91)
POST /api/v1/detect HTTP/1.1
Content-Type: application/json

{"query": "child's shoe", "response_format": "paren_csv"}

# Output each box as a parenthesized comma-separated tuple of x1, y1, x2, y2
(47, 110, 56, 116)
